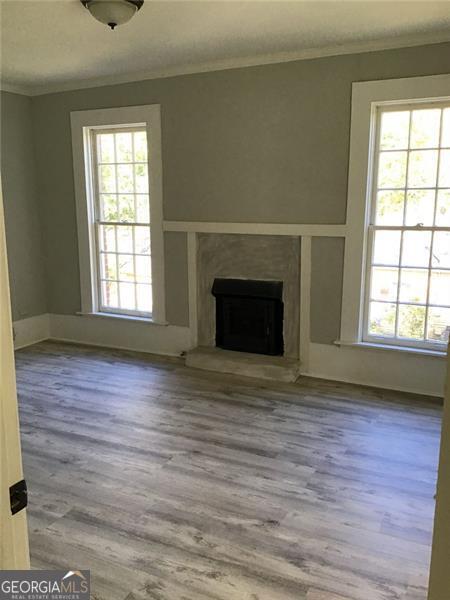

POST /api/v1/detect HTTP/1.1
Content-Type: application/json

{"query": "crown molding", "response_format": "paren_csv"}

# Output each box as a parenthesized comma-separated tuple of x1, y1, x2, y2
(2, 32, 450, 97)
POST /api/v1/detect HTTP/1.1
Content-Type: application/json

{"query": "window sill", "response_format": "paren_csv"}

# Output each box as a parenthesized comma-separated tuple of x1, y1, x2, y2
(76, 311, 168, 326)
(334, 340, 447, 358)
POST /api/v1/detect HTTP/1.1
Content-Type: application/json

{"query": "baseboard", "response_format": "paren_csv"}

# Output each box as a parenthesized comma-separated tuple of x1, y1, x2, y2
(13, 314, 446, 397)
(13, 313, 50, 350)
(48, 313, 191, 357)
(305, 342, 446, 398)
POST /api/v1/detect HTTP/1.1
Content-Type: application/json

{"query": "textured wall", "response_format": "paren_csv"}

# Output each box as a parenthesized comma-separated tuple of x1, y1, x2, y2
(164, 232, 189, 326)
(1, 91, 47, 321)
(310, 237, 345, 344)
(29, 42, 450, 332)
(197, 234, 300, 357)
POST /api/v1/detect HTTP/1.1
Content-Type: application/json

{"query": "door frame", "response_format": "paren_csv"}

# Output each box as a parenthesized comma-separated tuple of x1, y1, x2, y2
(0, 174, 30, 570)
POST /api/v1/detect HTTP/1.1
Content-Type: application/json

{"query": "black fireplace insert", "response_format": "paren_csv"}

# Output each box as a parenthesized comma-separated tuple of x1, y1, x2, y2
(212, 278, 284, 356)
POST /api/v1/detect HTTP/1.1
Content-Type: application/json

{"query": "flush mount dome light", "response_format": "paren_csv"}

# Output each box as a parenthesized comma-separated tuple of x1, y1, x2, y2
(81, 0, 144, 30)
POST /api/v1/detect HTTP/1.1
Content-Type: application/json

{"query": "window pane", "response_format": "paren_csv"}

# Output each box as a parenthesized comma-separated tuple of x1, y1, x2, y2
(401, 231, 431, 267)
(100, 194, 118, 221)
(136, 283, 152, 313)
(378, 151, 407, 188)
(98, 225, 116, 252)
(368, 105, 450, 349)
(399, 269, 428, 304)
(100, 253, 117, 280)
(379, 111, 409, 150)
(135, 255, 151, 283)
(398, 304, 425, 340)
(119, 282, 135, 310)
(97, 134, 115, 163)
(442, 108, 450, 147)
(375, 191, 404, 225)
(99, 165, 116, 193)
(135, 164, 149, 193)
(368, 302, 396, 337)
(373, 230, 401, 265)
(370, 267, 398, 302)
(115, 132, 132, 162)
(435, 190, 450, 226)
(407, 150, 438, 188)
(117, 164, 134, 193)
(117, 225, 133, 253)
(432, 232, 450, 269)
(438, 150, 450, 187)
(118, 254, 134, 282)
(410, 109, 441, 149)
(93, 127, 151, 317)
(134, 131, 147, 162)
(118, 195, 135, 222)
(135, 227, 151, 254)
(427, 307, 450, 343)
(101, 281, 119, 308)
(136, 195, 150, 223)
(429, 271, 450, 307)
(404, 190, 435, 226)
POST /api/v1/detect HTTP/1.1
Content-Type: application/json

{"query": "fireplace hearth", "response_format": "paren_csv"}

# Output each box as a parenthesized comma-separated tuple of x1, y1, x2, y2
(212, 278, 284, 356)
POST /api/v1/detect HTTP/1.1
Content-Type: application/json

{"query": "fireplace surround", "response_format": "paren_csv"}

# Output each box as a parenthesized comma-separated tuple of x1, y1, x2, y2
(196, 233, 300, 358)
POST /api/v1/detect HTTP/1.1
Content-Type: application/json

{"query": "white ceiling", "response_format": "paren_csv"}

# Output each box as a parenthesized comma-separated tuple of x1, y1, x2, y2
(1, 0, 450, 95)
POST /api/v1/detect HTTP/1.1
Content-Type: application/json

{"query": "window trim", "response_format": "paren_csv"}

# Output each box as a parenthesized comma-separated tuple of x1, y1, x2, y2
(340, 74, 450, 353)
(362, 101, 450, 351)
(71, 105, 166, 325)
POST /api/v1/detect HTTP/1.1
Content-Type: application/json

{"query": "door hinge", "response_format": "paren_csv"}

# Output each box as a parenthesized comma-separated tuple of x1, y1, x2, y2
(10, 479, 27, 515)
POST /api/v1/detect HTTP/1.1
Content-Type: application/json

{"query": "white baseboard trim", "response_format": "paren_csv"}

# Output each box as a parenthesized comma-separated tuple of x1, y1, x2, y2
(13, 313, 50, 350)
(13, 314, 446, 396)
(48, 313, 191, 357)
(305, 342, 446, 397)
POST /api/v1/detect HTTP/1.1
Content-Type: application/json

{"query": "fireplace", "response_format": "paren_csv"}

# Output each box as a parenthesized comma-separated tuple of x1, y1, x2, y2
(212, 278, 284, 356)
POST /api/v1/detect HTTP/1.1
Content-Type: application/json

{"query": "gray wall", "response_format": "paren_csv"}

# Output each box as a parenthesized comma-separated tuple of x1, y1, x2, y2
(2, 42, 449, 340)
(311, 237, 345, 344)
(164, 231, 189, 326)
(30, 42, 450, 334)
(1, 91, 47, 321)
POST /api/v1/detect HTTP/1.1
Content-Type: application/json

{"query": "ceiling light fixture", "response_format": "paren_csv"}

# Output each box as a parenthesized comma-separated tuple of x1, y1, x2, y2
(81, 0, 144, 30)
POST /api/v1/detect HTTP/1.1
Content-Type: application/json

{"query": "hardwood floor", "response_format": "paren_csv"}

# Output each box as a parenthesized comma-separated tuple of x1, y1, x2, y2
(15, 341, 442, 600)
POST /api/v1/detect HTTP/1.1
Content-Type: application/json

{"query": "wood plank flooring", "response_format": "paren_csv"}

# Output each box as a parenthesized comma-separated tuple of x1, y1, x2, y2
(14, 341, 442, 600)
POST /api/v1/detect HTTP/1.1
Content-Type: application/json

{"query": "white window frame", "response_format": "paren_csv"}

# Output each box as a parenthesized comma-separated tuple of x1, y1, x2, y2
(71, 105, 166, 324)
(363, 100, 450, 352)
(340, 74, 450, 354)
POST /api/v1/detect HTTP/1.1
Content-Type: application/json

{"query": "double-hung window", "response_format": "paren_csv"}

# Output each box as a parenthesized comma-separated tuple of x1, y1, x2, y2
(92, 127, 152, 316)
(71, 105, 165, 324)
(365, 103, 450, 350)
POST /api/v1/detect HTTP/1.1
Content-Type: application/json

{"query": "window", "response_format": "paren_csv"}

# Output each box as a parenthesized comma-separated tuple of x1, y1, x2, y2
(364, 103, 450, 350)
(92, 127, 152, 317)
(71, 105, 166, 324)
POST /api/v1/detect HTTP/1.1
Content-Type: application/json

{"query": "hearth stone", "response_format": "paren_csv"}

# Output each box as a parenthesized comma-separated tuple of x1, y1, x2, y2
(185, 346, 301, 382)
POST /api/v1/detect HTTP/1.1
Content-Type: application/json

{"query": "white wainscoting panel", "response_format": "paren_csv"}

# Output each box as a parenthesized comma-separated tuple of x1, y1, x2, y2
(307, 342, 446, 397)
(13, 313, 50, 350)
(12, 313, 446, 397)
(48, 314, 190, 357)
